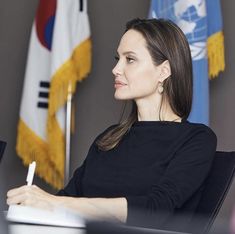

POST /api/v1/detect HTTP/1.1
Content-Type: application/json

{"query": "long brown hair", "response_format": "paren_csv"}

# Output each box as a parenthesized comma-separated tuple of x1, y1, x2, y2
(96, 18, 193, 151)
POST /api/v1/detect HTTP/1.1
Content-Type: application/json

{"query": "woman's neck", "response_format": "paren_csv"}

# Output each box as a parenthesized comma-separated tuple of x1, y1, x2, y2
(135, 97, 181, 122)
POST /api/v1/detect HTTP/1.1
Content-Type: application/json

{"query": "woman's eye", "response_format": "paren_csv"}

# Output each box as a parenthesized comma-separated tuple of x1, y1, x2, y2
(126, 57, 134, 63)
(114, 56, 119, 61)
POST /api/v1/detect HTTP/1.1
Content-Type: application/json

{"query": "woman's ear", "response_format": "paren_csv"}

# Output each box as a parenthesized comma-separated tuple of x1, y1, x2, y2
(159, 60, 171, 82)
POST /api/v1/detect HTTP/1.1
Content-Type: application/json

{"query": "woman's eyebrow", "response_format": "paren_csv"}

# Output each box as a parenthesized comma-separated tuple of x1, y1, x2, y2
(117, 51, 137, 56)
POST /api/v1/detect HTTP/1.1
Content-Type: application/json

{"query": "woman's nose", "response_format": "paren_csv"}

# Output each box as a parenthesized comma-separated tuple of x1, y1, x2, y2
(112, 61, 123, 76)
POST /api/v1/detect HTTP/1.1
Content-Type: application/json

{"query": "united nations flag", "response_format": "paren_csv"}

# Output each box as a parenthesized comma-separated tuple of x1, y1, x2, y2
(149, 0, 225, 125)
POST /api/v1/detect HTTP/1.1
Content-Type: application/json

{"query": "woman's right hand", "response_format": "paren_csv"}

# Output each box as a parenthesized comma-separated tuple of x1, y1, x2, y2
(7, 185, 57, 210)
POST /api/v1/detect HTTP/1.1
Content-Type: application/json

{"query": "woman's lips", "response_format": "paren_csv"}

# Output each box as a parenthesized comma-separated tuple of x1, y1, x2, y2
(114, 80, 127, 89)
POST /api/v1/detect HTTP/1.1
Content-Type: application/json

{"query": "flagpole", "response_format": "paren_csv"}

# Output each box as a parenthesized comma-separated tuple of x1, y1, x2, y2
(65, 82, 73, 186)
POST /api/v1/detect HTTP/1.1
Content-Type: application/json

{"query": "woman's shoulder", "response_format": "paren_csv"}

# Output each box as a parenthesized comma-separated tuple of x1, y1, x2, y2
(86, 124, 119, 154)
(94, 124, 119, 140)
(184, 121, 217, 144)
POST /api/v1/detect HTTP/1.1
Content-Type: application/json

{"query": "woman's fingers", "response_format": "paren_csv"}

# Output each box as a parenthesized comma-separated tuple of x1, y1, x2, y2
(7, 185, 57, 210)
(7, 193, 27, 205)
(7, 185, 30, 199)
(7, 188, 37, 206)
(7, 185, 44, 199)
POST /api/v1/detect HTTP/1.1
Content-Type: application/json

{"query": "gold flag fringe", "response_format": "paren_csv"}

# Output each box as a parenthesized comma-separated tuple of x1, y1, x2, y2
(49, 38, 92, 116)
(16, 119, 63, 189)
(207, 31, 225, 79)
(46, 38, 92, 187)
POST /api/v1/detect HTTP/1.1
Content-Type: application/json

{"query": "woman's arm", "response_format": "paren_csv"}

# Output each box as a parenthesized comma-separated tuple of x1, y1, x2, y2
(57, 196, 127, 222)
(126, 128, 217, 225)
(7, 185, 127, 222)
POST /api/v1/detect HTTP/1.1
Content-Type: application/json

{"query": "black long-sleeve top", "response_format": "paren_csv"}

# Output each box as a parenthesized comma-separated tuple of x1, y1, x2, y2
(57, 120, 217, 228)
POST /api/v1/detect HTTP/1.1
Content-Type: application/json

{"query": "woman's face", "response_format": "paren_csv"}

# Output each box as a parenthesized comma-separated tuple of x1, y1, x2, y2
(112, 29, 162, 101)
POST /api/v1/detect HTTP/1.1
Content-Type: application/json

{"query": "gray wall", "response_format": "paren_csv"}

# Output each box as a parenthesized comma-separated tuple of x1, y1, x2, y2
(209, 0, 235, 228)
(0, 0, 234, 227)
(210, 1, 235, 151)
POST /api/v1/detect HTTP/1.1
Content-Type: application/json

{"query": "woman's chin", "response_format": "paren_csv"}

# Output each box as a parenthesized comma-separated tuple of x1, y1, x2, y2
(114, 93, 129, 100)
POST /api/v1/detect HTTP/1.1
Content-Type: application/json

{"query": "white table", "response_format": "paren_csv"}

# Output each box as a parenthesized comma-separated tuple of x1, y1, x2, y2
(8, 223, 85, 234)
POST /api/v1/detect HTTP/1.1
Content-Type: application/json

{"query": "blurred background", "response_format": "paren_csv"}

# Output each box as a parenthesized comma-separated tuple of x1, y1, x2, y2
(0, 0, 234, 230)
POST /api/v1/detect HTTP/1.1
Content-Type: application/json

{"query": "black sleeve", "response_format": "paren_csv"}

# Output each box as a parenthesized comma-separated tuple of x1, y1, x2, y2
(56, 124, 118, 196)
(56, 159, 87, 197)
(56, 138, 96, 197)
(126, 128, 217, 223)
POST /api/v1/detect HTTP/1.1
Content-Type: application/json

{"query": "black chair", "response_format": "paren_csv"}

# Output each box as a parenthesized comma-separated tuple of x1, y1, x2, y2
(0, 140, 6, 162)
(190, 151, 235, 234)
(86, 221, 189, 234)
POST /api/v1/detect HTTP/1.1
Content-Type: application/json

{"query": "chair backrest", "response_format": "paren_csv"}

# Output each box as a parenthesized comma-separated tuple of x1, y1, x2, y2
(192, 151, 235, 233)
(0, 140, 6, 162)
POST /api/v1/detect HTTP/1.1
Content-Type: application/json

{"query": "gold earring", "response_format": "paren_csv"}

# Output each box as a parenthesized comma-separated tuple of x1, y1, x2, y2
(158, 83, 164, 94)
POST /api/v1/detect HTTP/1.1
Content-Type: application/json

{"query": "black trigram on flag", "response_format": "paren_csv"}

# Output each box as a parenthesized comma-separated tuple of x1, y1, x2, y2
(37, 81, 50, 109)
(79, 0, 84, 11)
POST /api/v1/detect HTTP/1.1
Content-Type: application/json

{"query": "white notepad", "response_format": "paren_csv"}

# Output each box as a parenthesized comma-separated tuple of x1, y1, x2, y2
(6, 204, 85, 228)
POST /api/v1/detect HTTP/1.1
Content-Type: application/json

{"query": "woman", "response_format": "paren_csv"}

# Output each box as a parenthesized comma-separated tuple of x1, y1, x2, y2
(7, 18, 216, 229)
